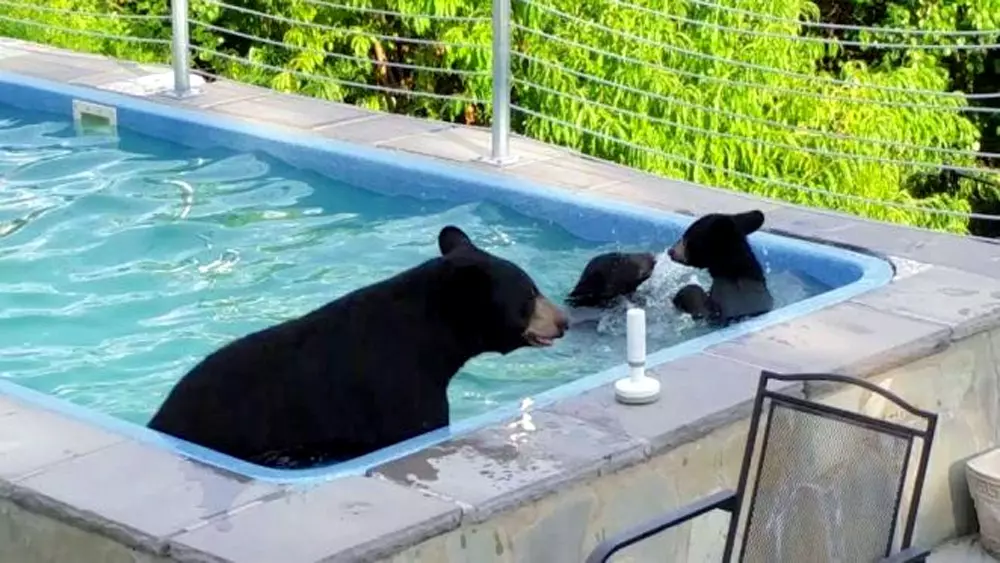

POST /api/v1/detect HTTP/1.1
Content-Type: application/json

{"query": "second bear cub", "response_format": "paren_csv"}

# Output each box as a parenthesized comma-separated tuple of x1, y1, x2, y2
(667, 210, 774, 325)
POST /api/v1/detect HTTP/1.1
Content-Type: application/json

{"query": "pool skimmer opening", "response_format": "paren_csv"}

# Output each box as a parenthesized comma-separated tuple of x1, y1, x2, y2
(72, 99, 118, 136)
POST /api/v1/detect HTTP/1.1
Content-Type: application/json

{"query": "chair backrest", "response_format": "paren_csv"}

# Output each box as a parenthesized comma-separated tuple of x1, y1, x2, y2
(724, 371, 938, 563)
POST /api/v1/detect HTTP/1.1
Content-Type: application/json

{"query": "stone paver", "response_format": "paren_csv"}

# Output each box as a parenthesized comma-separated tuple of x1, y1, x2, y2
(852, 265, 1000, 341)
(930, 536, 999, 563)
(212, 92, 374, 130)
(0, 400, 124, 481)
(169, 476, 461, 563)
(378, 126, 562, 165)
(314, 113, 453, 145)
(371, 410, 645, 523)
(544, 352, 767, 454)
(498, 154, 627, 191)
(15, 440, 282, 549)
(705, 301, 951, 376)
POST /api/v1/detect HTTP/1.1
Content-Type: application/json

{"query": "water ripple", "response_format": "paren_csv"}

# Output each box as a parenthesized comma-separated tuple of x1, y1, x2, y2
(0, 106, 829, 425)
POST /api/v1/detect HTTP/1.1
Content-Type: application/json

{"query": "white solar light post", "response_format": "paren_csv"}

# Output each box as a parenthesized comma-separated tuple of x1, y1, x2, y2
(615, 307, 661, 405)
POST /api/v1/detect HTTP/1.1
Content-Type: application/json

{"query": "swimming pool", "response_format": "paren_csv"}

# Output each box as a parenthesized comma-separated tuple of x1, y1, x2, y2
(0, 71, 894, 483)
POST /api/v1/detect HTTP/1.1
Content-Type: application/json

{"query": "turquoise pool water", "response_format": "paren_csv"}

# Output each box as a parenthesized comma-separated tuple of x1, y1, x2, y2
(0, 105, 830, 425)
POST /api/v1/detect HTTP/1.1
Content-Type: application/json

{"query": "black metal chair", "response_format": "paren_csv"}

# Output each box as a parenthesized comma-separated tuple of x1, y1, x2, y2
(585, 370, 938, 563)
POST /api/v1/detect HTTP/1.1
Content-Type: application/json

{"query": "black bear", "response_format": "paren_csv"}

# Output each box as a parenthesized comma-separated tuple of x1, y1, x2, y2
(147, 225, 569, 469)
(667, 209, 774, 325)
(565, 251, 657, 311)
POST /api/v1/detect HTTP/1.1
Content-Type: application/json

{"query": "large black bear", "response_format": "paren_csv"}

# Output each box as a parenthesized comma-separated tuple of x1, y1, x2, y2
(667, 209, 774, 325)
(147, 225, 569, 469)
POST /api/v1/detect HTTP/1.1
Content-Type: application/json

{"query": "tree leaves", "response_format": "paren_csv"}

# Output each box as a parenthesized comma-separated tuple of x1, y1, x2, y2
(8, 0, 999, 233)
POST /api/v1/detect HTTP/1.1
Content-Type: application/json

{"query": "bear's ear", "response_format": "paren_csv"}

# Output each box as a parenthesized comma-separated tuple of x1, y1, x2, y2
(732, 210, 765, 235)
(438, 225, 476, 256)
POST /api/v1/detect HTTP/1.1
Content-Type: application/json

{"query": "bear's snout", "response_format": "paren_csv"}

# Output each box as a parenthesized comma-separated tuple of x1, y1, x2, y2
(524, 295, 569, 347)
(667, 240, 687, 264)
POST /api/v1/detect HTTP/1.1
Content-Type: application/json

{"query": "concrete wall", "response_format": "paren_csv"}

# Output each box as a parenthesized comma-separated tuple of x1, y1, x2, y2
(3, 329, 993, 563)
(0, 498, 170, 563)
(382, 328, 1000, 563)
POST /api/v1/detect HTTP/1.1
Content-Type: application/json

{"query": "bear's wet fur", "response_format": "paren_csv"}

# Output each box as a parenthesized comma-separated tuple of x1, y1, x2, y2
(147, 225, 568, 469)
(667, 210, 774, 325)
(565, 251, 657, 310)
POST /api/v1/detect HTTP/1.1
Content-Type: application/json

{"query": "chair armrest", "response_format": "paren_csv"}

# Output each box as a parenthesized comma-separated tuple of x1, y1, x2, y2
(584, 489, 738, 563)
(880, 545, 931, 563)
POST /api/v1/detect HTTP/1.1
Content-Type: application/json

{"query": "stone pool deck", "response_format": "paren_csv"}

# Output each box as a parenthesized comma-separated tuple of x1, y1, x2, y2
(2, 37, 1000, 563)
(932, 536, 999, 563)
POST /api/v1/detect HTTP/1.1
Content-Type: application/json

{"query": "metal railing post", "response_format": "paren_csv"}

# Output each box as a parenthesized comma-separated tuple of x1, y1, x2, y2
(169, 0, 193, 98)
(486, 0, 518, 166)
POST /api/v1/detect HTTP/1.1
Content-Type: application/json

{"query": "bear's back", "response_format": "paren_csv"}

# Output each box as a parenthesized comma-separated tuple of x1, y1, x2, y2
(147, 257, 463, 466)
(708, 277, 774, 322)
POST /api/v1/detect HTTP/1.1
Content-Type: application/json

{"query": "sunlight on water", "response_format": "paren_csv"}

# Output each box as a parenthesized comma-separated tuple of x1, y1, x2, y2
(0, 106, 832, 424)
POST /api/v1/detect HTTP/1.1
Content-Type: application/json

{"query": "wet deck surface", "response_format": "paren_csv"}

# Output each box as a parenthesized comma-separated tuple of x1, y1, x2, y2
(931, 536, 999, 562)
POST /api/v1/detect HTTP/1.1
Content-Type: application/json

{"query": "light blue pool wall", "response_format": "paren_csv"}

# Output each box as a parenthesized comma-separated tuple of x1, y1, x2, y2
(0, 72, 894, 484)
(0, 73, 869, 289)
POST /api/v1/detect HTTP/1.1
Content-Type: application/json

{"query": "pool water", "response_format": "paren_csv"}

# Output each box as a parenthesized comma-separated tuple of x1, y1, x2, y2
(0, 106, 830, 424)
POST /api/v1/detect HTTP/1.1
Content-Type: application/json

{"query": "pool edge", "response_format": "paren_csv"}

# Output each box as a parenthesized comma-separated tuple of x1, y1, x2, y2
(0, 68, 896, 484)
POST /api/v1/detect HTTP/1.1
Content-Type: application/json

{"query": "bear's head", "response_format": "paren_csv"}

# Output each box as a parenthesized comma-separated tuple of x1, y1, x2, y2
(565, 251, 657, 309)
(437, 225, 569, 354)
(667, 210, 766, 280)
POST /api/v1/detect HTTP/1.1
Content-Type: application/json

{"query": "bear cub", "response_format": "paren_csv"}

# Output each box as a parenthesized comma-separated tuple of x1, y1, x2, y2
(147, 225, 569, 469)
(565, 251, 657, 310)
(667, 209, 774, 325)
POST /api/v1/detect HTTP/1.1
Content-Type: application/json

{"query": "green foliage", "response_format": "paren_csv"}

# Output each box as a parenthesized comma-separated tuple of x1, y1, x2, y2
(180, 0, 493, 119)
(806, 0, 1000, 234)
(2, 0, 998, 234)
(512, 0, 985, 232)
(0, 0, 169, 63)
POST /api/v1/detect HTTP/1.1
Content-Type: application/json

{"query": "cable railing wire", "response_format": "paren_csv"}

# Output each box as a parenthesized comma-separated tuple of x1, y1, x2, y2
(513, 52, 1000, 162)
(197, 0, 490, 50)
(513, 24, 1000, 114)
(686, 0, 1000, 38)
(5, 0, 995, 226)
(514, 77, 996, 175)
(0, 0, 171, 20)
(186, 2, 488, 108)
(510, 1, 1000, 225)
(294, 0, 489, 23)
(0, 14, 173, 45)
(511, 104, 1000, 221)
(518, 0, 1000, 101)
(599, 0, 1000, 50)
(191, 20, 490, 77)
(190, 44, 485, 103)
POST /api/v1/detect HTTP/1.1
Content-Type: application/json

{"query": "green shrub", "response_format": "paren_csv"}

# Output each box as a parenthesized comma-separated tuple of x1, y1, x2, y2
(0, 0, 170, 63)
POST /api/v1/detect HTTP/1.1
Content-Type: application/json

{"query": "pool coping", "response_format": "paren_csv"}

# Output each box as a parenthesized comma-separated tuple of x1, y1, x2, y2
(1, 37, 1000, 562)
(0, 58, 899, 484)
